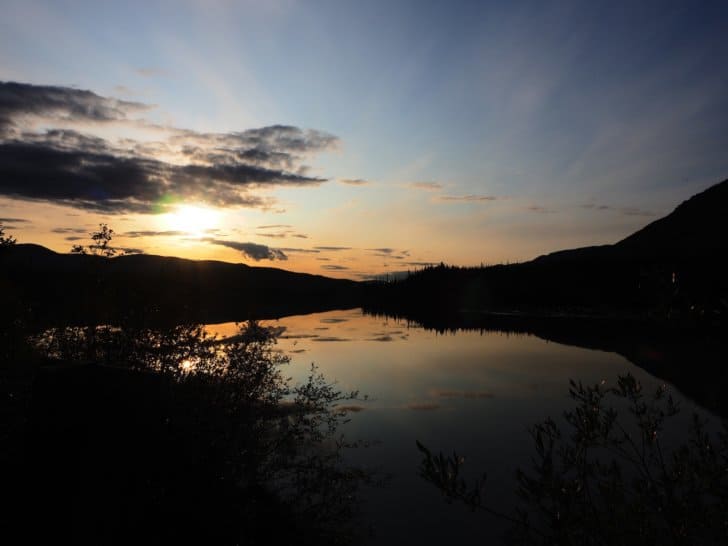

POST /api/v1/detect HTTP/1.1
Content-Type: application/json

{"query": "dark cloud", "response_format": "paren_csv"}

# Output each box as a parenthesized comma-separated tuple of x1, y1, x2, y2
(0, 217, 30, 223)
(338, 178, 369, 186)
(0, 137, 321, 213)
(435, 194, 497, 202)
(205, 238, 287, 261)
(0, 81, 148, 133)
(321, 264, 349, 271)
(313, 246, 351, 251)
(1, 86, 126, 129)
(409, 182, 442, 191)
(405, 261, 436, 267)
(257, 224, 293, 229)
(64, 236, 84, 241)
(0, 82, 339, 213)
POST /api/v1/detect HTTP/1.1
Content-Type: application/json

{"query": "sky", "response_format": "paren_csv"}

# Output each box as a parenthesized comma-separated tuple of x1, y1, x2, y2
(1, 0, 727, 279)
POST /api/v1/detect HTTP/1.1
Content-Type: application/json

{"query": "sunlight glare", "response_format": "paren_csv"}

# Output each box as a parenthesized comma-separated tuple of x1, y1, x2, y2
(165, 204, 220, 237)
(180, 358, 197, 371)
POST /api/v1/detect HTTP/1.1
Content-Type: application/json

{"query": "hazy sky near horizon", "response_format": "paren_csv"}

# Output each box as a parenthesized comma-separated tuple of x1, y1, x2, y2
(1, 0, 727, 278)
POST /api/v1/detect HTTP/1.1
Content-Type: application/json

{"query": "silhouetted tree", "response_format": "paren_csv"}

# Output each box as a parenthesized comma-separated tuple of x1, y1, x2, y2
(71, 223, 120, 256)
(0, 222, 16, 247)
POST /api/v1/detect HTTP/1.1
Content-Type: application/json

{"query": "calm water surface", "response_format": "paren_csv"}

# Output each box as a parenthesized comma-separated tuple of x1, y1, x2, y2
(208, 308, 712, 545)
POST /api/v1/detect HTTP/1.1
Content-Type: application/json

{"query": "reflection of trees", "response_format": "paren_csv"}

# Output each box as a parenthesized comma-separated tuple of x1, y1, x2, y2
(15, 321, 371, 545)
(418, 375, 728, 545)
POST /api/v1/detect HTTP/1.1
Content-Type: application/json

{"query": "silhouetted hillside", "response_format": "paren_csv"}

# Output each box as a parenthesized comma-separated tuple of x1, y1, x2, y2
(616, 180, 728, 259)
(366, 179, 728, 319)
(0, 245, 361, 326)
(533, 179, 728, 264)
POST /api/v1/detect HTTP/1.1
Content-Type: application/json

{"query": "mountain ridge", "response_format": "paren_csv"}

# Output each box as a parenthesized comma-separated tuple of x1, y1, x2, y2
(533, 178, 728, 264)
(0, 243, 361, 326)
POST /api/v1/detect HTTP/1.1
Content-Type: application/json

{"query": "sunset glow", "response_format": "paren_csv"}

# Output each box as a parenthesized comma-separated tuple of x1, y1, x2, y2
(163, 205, 221, 237)
(0, 1, 726, 280)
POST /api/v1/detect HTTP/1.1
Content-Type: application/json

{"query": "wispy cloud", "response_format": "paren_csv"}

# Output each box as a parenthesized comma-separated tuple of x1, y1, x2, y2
(123, 230, 185, 238)
(434, 194, 497, 203)
(135, 67, 166, 78)
(368, 247, 411, 260)
(277, 247, 320, 254)
(409, 182, 442, 191)
(581, 203, 655, 216)
(51, 227, 88, 234)
(338, 178, 369, 186)
(313, 246, 352, 251)
(404, 261, 436, 267)
(257, 229, 308, 239)
(526, 205, 555, 214)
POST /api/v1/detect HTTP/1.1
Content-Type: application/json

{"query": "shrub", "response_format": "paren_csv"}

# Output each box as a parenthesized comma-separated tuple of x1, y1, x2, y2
(418, 374, 728, 545)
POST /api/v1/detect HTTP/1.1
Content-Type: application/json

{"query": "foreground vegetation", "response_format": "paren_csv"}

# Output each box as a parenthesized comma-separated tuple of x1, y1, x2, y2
(2, 318, 372, 545)
(418, 375, 728, 545)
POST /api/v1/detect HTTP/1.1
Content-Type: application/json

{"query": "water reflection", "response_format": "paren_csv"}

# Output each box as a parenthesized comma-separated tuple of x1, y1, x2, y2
(206, 309, 723, 545)
(12, 309, 724, 545)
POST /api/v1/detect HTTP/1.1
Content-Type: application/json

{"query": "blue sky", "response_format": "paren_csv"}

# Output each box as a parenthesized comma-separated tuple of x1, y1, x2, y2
(1, 0, 727, 277)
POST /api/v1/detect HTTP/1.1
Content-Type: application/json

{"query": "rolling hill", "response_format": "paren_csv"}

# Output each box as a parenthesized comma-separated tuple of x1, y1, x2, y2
(0, 244, 361, 326)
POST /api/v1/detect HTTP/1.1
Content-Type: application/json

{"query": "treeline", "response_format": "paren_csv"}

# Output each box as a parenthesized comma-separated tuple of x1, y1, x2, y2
(363, 254, 728, 322)
(0, 244, 362, 328)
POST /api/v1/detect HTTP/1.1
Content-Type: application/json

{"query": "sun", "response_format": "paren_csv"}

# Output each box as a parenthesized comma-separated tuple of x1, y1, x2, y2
(164, 204, 220, 237)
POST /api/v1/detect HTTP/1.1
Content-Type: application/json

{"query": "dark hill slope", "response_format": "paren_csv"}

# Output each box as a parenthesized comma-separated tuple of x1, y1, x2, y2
(615, 180, 728, 259)
(534, 179, 728, 265)
(0, 245, 361, 325)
